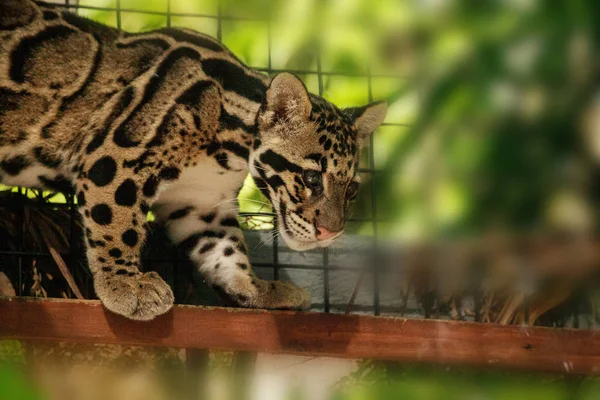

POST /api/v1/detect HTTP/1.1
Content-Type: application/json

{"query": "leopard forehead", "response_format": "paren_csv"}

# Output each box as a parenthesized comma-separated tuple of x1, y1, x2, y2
(257, 95, 360, 182)
(308, 95, 359, 165)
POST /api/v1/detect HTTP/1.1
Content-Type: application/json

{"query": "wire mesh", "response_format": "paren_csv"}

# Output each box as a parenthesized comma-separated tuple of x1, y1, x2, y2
(0, 0, 595, 332)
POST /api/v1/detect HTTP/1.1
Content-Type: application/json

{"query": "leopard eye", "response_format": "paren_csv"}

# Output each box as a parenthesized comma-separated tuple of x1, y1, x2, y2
(303, 170, 323, 195)
(346, 182, 360, 200)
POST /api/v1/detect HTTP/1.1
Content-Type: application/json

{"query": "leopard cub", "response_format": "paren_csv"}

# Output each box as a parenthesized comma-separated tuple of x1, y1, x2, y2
(0, 0, 387, 319)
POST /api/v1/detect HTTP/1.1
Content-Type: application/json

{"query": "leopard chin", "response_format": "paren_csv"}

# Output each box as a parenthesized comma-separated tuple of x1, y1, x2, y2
(280, 233, 320, 251)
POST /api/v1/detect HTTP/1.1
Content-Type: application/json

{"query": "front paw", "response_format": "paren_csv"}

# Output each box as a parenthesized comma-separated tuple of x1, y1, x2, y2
(95, 271, 174, 321)
(253, 280, 312, 310)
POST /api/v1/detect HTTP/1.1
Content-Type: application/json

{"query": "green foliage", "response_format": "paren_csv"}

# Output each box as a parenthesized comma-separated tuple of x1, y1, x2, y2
(331, 360, 600, 400)
(0, 341, 43, 400)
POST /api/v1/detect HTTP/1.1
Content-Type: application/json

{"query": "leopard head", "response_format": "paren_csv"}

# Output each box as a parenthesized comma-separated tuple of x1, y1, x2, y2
(250, 73, 387, 251)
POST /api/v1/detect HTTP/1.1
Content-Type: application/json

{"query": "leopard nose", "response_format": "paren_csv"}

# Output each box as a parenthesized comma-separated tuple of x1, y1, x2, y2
(315, 225, 340, 241)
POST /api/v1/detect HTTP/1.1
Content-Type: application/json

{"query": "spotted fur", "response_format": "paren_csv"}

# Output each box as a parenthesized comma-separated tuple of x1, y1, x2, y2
(0, 0, 387, 320)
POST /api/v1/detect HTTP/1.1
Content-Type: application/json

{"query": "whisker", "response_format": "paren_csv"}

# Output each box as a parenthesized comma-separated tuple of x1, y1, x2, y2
(239, 198, 272, 208)
(212, 197, 239, 209)
(255, 229, 278, 251)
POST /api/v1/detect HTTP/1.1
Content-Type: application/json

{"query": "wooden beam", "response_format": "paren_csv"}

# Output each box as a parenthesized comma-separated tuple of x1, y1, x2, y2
(1, 297, 598, 375)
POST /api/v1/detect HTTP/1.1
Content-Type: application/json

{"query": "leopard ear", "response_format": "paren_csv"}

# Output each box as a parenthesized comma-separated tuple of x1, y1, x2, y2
(262, 73, 311, 126)
(347, 101, 387, 139)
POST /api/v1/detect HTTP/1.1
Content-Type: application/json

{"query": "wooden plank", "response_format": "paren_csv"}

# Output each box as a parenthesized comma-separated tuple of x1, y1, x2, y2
(1, 297, 599, 375)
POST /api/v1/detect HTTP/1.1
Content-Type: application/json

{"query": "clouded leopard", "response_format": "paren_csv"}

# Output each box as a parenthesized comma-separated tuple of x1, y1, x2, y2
(0, 0, 387, 320)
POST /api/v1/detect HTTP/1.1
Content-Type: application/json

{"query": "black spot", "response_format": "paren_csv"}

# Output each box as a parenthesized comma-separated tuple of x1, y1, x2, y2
(201, 230, 226, 239)
(76, 191, 86, 206)
(320, 157, 328, 172)
(306, 153, 322, 163)
(101, 266, 112, 272)
(223, 246, 234, 256)
(219, 108, 256, 135)
(98, 257, 106, 263)
(222, 140, 250, 160)
(214, 263, 220, 269)
(200, 141, 219, 157)
(266, 175, 285, 191)
(42, 10, 59, 20)
(115, 269, 128, 275)
(279, 201, 291, 236)
(88, 156, 117, 187)
(178, 233, 201, 254)
(143, 175, 158, 197)
(236, 243, 248, 255)
(87, 87, 135, 154)
(220, 217, 239, 227)
(38, 175, 73, 193)
(1, 155, 29, 176)
(201, 58, 266, 103)
(237, 263, 248, 270)
(199, 242, 216, 254)
(324, 139, 332, 151)
(201, 212, 216, 223)
(169, 206, 194, 220)
(90, 204, 112, 225)
(115, 259, 125, 265)
(113, 179, 137, 206)
(215, 152, 229, 169)
(252, 175, 271, 200)
(109, 248, 122, 258)
(259, 150, 302, 173)
(159, 167, 180, 181)
(33, 147, 62, 168)
(122, 229, 138, 247)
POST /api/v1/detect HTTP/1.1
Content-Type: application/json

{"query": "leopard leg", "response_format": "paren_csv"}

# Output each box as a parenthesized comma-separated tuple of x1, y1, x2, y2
(76, 169, 173, 321)
(158, 202, 310, 310)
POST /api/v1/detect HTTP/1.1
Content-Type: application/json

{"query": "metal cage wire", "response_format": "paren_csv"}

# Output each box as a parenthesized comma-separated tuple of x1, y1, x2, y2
(0, 0, 403, 317)
(0, 0, 593, 329)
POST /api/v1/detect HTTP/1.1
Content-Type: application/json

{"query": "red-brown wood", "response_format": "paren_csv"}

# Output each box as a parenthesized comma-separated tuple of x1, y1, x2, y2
(1, 297, 599, 375)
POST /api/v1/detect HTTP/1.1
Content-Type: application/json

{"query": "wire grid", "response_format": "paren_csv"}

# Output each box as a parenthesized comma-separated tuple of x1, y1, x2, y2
(0, 0, 403, 317)
(1, 0, 592, 330)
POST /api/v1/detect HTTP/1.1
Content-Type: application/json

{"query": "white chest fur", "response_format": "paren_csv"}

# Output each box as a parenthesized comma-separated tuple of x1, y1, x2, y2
(152, 155, 249, 222)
